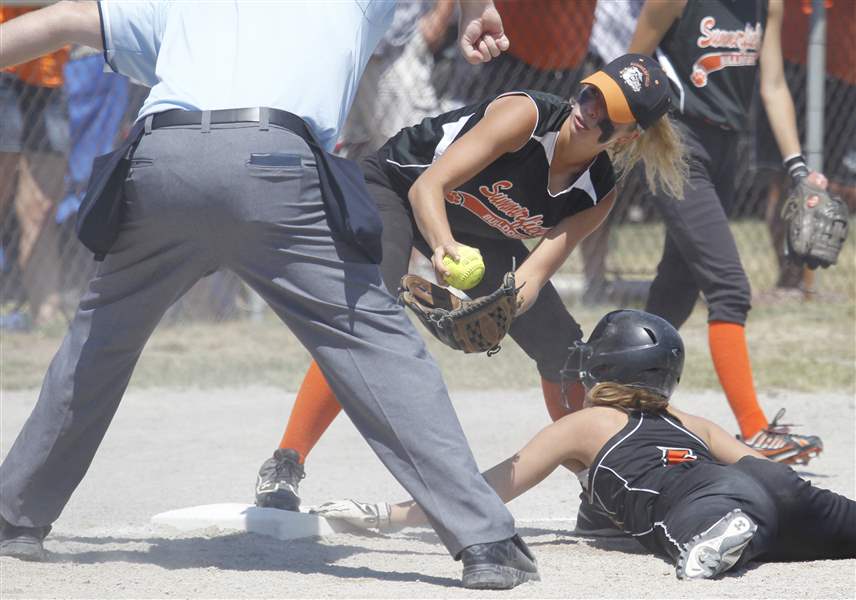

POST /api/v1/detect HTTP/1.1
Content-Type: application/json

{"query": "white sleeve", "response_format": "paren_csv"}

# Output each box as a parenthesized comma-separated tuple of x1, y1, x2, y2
(99, 0, 168, 86)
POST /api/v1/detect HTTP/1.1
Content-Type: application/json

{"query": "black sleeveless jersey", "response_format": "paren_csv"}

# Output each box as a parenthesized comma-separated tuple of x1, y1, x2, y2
(657, 0, 767, 131)
(586, 410, 716, 538)
(376, 91, 616, 241)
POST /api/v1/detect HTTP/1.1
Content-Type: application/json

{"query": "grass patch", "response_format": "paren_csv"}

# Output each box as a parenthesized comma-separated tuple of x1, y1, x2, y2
(3, 221, 853, 393)
(4, 296, 853, 394)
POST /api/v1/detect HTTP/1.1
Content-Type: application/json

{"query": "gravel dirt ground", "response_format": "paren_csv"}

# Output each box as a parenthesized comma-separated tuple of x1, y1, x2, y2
(1, 386, 854, 599)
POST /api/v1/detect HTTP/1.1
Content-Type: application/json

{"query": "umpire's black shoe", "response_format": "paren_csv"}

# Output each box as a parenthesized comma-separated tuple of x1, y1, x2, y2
(0, 516, 50, 561)
(460, 534, 540, 589)
(255, 448, 305, 511)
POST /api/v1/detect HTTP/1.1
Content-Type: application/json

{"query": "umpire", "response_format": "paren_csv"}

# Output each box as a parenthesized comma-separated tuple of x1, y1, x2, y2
(0, 1, 540, 589)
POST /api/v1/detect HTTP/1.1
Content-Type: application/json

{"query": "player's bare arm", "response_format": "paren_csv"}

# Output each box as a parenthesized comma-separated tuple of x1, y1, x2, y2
(0, 0, 101, 68)
(407, 95, 537, 279)
(380, 408, 620, 528)
(759, 0, 827, 188)
(514, 190, 616, 313)
(759, 1, 801, 162)
(628, 0, 687, 55)
(668, 407, 765, 464)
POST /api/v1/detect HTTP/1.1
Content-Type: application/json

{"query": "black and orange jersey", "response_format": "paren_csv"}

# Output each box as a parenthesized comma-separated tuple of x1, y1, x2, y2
(586, 410, 717, 538)
(657, 0, 768, 131)
(376, 90, 616, 241)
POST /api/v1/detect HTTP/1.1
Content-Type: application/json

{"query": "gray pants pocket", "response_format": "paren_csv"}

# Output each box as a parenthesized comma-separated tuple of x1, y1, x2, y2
(246, 152, 303, 180)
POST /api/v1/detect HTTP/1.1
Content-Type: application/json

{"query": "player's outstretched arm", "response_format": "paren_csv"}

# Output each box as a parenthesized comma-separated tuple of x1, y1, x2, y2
(314, 411, 594, 529)
(0, 1, 102, 69)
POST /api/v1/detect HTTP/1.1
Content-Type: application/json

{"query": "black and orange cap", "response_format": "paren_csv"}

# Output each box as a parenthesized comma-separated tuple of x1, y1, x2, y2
(581, 54, 671, 130)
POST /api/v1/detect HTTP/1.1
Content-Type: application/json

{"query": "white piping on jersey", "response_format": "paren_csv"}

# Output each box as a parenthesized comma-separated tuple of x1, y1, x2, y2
(494, 90, 540, 152)
(540, 151, 602, 203)
(385, 159, 431, 169)
(592, 489, 618, 516)
(658, 414, 710, 450)
(564, 168, 597, 203)
(534, 131, 560, 165)
(490, 89, 604, 203)
(598, 465, 661, 496)
(656, 49, 685, 113)
(589, 413, 646, 502)
(434, 113, 476, 161)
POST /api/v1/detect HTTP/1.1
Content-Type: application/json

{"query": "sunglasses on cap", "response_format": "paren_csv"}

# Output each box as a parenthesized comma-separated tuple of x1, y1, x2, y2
(576, 85, 630, 144)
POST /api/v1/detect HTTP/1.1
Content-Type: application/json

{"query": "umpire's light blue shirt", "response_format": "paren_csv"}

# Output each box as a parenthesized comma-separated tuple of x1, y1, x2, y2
(99, 0, 396, 151)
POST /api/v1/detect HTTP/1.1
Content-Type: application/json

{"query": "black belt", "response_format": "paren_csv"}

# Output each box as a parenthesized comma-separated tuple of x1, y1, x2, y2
(146, 106, 384, 263)
(150, 107, 297, 130)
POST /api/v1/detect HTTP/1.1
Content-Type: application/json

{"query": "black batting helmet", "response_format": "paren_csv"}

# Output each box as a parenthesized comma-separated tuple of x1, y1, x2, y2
(562, 310, 684, 399)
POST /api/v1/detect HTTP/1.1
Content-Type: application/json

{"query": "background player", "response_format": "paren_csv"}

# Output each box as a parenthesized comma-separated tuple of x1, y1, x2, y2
(628, 0, 825, 461)
(313, 310, 856, 580)
(254, 54, 688, 512)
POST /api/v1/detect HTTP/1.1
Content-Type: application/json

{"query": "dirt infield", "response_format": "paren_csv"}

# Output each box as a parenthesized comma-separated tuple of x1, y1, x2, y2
(1, 386, 853, 599)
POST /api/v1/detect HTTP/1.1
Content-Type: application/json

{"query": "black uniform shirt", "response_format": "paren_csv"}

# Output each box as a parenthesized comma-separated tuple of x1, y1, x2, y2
(376, 90, 616, 241)
(587, 410, 716, 537)
(657, 0, 768, 131)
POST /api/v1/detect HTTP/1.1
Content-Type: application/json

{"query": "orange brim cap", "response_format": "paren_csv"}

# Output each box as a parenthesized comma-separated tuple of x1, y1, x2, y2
(580, 70, 635, 124)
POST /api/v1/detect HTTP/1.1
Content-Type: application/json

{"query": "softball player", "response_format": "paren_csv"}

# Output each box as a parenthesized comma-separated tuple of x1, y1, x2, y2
(629, 0, 825, 461)
(314, 310, 856, 580)
(255, 54, 688, 511)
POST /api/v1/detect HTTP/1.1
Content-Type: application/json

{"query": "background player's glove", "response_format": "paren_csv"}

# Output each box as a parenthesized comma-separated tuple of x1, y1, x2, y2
(309, 499, 392, 531)
(781, 178, 849, 269)
(399, 271, 520, 354)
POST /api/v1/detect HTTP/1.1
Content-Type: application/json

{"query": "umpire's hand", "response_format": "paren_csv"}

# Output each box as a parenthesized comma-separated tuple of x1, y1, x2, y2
(458, 1, 510, 64)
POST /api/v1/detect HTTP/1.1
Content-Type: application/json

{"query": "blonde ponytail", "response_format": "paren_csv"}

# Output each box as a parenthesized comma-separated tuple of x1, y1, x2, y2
(609, 115, 688, 199)
(587, 382, 670, 413)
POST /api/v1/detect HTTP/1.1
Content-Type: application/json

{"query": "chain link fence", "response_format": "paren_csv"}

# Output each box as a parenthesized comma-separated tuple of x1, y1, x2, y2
(1, 1, 853, 331)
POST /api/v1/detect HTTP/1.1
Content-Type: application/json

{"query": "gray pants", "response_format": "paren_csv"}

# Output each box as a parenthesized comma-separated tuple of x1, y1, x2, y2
(0, 123, 515, 556)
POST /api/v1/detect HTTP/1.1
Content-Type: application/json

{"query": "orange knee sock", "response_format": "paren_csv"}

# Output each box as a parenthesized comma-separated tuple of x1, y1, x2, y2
(278, 360, 343, 462)
(542, 378, 585, 422)
(708, 321, 768, 439)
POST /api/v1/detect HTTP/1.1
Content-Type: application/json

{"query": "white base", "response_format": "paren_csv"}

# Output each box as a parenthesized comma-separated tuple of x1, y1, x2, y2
(151, 503, 350, 540)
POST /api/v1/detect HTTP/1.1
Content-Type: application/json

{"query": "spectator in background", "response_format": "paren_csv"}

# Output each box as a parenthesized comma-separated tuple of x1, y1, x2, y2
(57, 47, 129, 226)
(337, 1, 454, 160)
(0, 6, 69, 330)
(755, 0, 855, 295)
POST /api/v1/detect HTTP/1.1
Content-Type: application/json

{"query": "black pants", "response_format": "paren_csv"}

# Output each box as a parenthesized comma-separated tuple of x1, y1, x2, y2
(362, 154, 583, 381)
(645, 118, 752, 328)
(644, 457, 855, 565)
